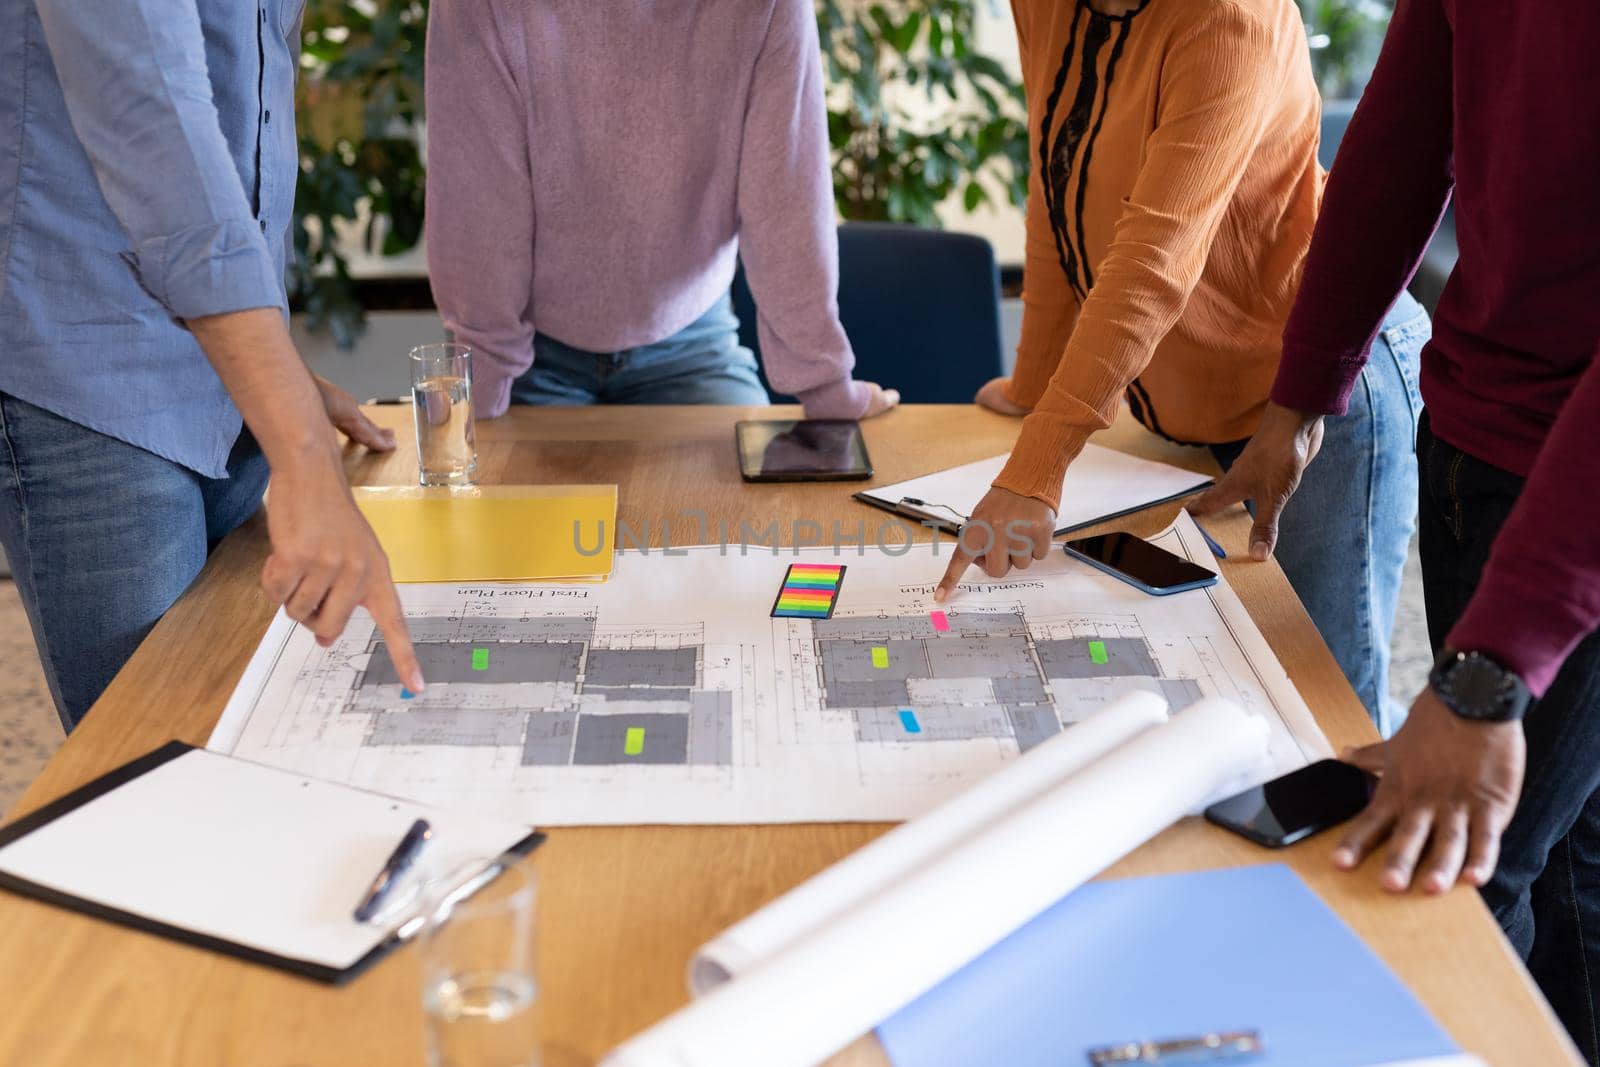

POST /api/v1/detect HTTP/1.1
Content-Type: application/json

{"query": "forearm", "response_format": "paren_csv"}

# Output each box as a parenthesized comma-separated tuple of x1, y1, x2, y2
(1005, 241, 1078, 411)
(1447, 355, 1600, 696)
(994, 258, 1167, 508)
(188, 309, 341, 472)
(1271, 0, 1454, 415)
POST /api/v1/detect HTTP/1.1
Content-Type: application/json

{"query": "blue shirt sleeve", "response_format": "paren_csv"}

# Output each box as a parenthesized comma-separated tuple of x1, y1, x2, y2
(33, 0, 284, 320)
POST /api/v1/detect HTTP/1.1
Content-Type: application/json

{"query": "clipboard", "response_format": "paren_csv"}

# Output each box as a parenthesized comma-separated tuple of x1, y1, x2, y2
(853, 444, 1214, 536)
(0, 742, 544, 985)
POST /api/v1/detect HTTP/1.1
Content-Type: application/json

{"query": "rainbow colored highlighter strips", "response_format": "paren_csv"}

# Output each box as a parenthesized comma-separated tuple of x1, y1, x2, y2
(771, 563, 847, 619)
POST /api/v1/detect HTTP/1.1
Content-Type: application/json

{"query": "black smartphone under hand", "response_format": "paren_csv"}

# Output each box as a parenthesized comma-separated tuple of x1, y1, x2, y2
(1204, 758, 1379, 848)
(736, 419, 874, 482)
(1061, 531, 1218, 596)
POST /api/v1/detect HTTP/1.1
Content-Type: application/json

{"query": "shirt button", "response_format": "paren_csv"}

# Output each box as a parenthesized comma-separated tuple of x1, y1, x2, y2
(264, 110, 271, 125)
(259, 220, 267, 233)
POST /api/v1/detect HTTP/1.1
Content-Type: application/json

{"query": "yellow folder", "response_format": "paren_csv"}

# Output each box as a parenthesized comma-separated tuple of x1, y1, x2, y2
(353, 484, 618, 583)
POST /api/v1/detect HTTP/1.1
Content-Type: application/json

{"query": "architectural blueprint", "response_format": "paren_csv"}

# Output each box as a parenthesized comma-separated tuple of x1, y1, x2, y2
(209, 512, 1330, 825)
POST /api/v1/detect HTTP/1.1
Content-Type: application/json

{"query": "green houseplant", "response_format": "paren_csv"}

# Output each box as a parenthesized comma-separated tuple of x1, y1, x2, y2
(292, 0, 427, 348)
(290, 0, 1027, 346)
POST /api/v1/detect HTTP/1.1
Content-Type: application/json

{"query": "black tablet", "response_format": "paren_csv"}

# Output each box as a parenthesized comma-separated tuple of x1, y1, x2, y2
(736, 419, 874, 482)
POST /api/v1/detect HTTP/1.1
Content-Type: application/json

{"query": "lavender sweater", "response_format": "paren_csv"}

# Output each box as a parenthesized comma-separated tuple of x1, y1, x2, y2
(424, 0, 868, 419)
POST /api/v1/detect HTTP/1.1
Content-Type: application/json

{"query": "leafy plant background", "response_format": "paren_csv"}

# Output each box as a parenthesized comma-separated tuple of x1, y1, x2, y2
(290, 0, 1392, 346)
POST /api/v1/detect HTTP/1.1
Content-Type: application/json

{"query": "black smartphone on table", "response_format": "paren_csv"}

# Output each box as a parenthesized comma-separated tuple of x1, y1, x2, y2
(1204, 758, 1379, 848)
(1061, 531, 1218, 595)
(736, 419, 873, 483)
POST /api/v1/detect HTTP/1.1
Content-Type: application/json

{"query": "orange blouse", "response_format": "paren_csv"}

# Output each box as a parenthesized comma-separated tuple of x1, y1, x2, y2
(996, 0, 1323, 510)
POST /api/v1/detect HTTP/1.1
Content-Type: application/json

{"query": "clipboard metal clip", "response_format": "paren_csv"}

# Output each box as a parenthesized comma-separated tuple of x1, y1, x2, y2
(1086, 1029, 1264, 1065)
(891, 496, 969, 534)
(373, 855, 509, 942)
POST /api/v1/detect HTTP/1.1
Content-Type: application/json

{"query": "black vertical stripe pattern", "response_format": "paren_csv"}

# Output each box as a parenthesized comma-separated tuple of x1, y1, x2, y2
(1044, 13, 1111, 301)
(1037, 4, 1086, 302)
(1127, 377, 1172, 440)
(1071, 15, 1135, 293)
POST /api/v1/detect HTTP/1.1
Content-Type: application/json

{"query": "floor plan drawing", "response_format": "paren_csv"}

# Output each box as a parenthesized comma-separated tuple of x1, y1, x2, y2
(210, 513, 1330, 825)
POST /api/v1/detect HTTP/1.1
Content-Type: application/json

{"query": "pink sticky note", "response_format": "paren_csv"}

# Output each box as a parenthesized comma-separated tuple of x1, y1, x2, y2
(930, 610, 950, 632)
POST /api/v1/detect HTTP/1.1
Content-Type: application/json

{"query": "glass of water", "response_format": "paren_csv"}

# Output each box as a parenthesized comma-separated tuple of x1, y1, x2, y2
(410, 342, 478, 487)
(421, 860, 540, 1067)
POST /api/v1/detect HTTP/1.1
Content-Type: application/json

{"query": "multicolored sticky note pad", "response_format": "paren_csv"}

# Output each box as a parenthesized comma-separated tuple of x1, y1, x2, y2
(771, 563, 847, 619)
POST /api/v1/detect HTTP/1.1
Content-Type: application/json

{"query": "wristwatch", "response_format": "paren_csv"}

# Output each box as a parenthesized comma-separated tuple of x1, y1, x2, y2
(1429, 649, 1533, 723)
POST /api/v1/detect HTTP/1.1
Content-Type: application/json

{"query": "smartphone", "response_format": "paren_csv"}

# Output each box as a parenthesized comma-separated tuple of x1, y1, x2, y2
(736, 419, 874, 483)
(1061, 531, 1218, 595)
(1204, 758, 1379, 848)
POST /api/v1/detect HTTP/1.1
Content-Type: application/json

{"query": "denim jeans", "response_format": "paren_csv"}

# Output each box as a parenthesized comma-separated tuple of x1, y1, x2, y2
(511, 294, 770, 406)
(0, 392, 268, 732)
(1417, 411, 1600, 1063)
(1213, 291, 1428, 736)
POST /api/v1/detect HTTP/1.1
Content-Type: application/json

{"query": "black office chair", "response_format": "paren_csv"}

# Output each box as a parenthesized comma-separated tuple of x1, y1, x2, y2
(732, 222, 1004, 405)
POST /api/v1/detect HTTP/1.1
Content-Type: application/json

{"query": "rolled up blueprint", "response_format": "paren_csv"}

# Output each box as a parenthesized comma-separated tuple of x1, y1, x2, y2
(688, 690, 1169, 994)
(603, 697, 1270, 1067)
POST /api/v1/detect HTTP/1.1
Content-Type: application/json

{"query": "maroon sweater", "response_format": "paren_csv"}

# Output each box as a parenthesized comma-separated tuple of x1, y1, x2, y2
(1270, 0, 1600, 696)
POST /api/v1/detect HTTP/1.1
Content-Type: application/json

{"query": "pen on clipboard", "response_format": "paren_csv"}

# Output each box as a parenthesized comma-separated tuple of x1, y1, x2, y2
(354, 818, 432, 922)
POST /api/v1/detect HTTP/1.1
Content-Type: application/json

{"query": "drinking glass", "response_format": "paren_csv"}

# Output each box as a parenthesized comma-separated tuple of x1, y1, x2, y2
(411, 343, 478, 487)
(421, 861, 540, 1067)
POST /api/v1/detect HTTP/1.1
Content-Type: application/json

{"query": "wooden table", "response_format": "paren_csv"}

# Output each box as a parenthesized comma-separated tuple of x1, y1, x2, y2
(0, 405, 1576, 1066)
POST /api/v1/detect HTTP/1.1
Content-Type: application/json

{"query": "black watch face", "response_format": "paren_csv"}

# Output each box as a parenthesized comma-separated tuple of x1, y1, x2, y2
(1447, 657, 1514, 717)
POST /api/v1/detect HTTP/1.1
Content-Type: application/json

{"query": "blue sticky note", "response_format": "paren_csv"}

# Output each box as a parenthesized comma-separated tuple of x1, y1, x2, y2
(877, 865, 1457, 1067)
(898, 710, 921, 734)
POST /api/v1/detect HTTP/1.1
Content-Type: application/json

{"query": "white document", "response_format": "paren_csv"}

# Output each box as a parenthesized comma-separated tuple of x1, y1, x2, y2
(0, 749, 534, 972)
(209, 511, 1329, 826)
(688, 691, 1168, 992)
(603, 696, 1271, 1067)
(855, 442, 1214, 533)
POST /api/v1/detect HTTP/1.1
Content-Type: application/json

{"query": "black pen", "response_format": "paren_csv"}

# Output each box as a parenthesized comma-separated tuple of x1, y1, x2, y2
(354, 818, 432, 923)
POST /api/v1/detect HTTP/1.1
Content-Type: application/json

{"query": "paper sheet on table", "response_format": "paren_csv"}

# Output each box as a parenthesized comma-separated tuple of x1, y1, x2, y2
(0, 748, 535, 973)
(604, 696, 1271, 1067)
(854, 443, 1213, 533)
(353, 484, 616, 582)
(878, 864, 1462, 1067)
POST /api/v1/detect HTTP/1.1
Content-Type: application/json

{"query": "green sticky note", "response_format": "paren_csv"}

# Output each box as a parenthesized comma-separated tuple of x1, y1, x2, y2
(871, 646, 890, 669)
(1088, 640, 1108, 665)
(624, 727, 646, 756)
(471, 648, 489, 671)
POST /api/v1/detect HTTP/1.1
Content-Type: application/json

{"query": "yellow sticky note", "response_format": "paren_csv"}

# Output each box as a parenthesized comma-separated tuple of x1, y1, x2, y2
(353, 484, 618, 583)
(871, 646, 890, 669)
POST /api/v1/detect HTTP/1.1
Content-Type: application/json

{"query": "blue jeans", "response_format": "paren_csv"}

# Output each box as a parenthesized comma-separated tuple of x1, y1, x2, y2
(1418, 412, 1600, 1063)
(0, 393, 268, 732)
(1213, 292, 1429, 736)
(511, 294, 770, 406)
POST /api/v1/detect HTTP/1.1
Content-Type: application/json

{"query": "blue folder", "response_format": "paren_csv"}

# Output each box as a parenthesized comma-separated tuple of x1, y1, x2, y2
(877, 864, 1459, 1067)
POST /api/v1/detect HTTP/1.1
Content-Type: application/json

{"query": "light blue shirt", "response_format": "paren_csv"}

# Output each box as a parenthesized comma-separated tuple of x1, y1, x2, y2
(0, 1, 303, 477)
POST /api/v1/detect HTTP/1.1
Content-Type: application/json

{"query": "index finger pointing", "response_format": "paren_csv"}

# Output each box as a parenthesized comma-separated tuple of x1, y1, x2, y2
(935, 542, 976, 604)
(367, 579, 424, 694)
